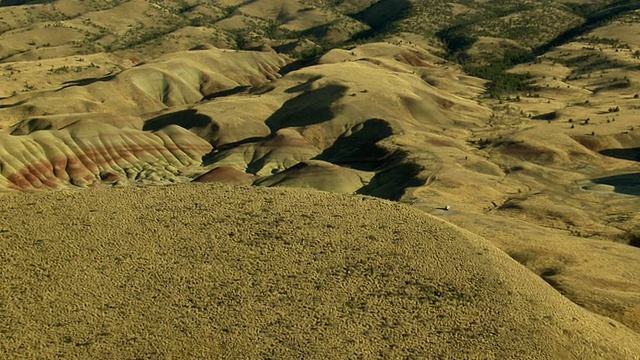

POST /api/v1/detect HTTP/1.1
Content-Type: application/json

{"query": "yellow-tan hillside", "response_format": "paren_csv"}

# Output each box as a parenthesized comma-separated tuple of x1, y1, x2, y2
(0, 183, 639, 359)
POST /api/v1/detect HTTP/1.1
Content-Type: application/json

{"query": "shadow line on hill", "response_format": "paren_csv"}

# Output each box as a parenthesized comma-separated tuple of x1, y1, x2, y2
(143, 109, 212, 131)
(599, 148, 640, 162)
(314, 118, 395, 171)
(57, 75, 117, 91)
(0, 99, 26, 109)
(357, 161, 425, 201)
(348, 0, 413, 42)
(265, 84, 347, 132)
(592, 173, 640, 196)
(201, 85, 251, 101)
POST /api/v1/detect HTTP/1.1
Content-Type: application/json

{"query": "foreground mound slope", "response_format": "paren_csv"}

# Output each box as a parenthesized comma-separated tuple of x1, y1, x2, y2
(1, 184, 639, 358)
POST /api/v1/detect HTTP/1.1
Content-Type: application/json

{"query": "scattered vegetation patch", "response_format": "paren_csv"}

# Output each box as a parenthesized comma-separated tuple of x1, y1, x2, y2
(289, 43, 335, 61)
(438, 26, 537, 98)
(536, 0, 640, 54)
(432, 0, 640, 99)
(463, 49, 537, 98)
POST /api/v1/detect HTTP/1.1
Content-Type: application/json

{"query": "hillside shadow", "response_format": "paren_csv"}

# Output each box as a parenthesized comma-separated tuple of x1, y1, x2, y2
(0, 0, 52, 6)
(348, 0, 412, 41)
(265, 84, 347, 132)
(531, 111, 558, 121)
(10, 118, 52, 135)
(592, 173, 640, 196)
(357, 160, 425, 201)
(58, 75, 117, 90)
(315, 118, 394, 171)
(143, 109, 212, 131)
(296, 23, 331, 40)
(0, 99, 27, 109)
(201, 85, 250, 101)
(436, 24, 477, 59)
(201, 135, 269, 166)
(278, 59, 315, 76)
(600, 148, 640, 162)
(284, 75, 322, 94)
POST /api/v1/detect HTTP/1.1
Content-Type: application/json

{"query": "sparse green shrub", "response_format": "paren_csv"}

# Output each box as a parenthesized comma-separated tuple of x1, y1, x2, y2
(226, 28, 249, 49)
(51, 65, 69, 74)
(465, 60, 537, 98)
(290, 43, 334, 60)
(221, 5, 240, 19)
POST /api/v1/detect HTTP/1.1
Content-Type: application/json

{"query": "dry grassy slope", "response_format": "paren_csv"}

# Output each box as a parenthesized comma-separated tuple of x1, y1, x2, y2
(0, 46, 287, 127)
(447, 210, 640, 333)
(421, 8, 640, 333)
(0, 0, 613, 101)
(1, 183, 639, 359)
(404, 0, 597, 50)
(0, 0, 275, 97)
(482, 10, 640, 237)
(0, 120, 212, 190)
(0, 0, 601, 92)
(0, 0, 364, 70)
